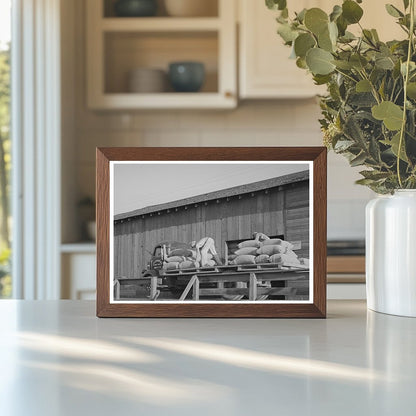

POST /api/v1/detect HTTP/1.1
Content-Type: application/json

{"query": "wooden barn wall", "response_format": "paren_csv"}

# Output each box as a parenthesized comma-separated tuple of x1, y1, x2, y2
(114, 180, 309, 278)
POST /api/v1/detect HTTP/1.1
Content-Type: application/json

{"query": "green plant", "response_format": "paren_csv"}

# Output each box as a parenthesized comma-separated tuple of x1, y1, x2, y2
(266, 0, 416, 193)
(0, 247, 11, 298)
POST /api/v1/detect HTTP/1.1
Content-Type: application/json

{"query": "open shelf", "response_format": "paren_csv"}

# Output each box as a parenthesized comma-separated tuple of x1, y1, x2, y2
(87, 0, 236, 109)
(101, 17, 221, 32)
(104, 31, 218, 94)
(61, 243, 96, 254)
(103, 0, 219, 18)
(90, 92, 234, 109)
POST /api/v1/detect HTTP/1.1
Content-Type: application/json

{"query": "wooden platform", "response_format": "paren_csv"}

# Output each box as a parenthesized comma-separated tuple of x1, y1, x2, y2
(160, 262, 307, 276)
(114, 263, 309, 302)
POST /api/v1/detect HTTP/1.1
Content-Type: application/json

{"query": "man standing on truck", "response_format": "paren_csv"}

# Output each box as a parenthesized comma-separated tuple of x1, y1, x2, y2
(191, 237, 223, 267)
(253, 232, 270, 242)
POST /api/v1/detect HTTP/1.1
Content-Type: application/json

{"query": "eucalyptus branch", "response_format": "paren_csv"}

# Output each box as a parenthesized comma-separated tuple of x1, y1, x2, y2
(358, 69, 381, 104)
(390, 79, 398, 102)
(334, 68, 358, 83)
(397, 0, 415, 188)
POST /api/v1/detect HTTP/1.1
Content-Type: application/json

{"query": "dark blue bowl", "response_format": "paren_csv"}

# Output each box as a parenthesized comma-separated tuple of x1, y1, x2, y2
(114, 0, 158, 17)
(168, 62, 205, 93)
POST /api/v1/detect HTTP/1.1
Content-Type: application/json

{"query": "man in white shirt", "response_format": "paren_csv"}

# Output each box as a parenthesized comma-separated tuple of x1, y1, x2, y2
(191, 237, 222, 267)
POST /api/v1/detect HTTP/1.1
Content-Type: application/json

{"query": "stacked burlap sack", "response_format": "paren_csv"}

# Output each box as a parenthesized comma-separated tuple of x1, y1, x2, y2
(162, 247, 216, 270)
(228, 238, 302, 266)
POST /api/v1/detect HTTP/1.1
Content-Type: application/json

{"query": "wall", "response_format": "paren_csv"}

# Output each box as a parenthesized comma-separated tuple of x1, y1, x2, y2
(61, 0, 374, 243)
(114, 179, 309, 279)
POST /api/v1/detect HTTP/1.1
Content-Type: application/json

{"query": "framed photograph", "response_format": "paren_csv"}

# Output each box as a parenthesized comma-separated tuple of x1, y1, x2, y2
(96, 147, 327, 318)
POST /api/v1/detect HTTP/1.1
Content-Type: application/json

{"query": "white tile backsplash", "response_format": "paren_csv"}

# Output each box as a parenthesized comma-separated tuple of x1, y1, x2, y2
(328, 199, 368, 240)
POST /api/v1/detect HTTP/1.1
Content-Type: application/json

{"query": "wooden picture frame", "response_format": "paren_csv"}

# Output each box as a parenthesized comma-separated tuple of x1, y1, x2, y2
(96, 147, 327, 318)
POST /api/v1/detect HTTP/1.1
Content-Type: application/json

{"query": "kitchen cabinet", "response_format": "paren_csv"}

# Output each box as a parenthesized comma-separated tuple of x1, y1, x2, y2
(238, 0, 404, 99)
(239, 0, 325, 99)
(86, 0, 237, 109)
(61, 245, 96, 300)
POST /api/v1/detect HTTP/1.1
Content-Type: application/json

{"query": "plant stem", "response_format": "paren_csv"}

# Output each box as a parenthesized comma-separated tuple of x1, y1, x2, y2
(334, 68, 358, 84)
(397, 0, 415, 188)
(358, 69, 381, 104)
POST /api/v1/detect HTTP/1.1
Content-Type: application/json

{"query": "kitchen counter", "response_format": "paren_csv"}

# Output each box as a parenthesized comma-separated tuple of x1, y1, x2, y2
(0, 300, 415, 415)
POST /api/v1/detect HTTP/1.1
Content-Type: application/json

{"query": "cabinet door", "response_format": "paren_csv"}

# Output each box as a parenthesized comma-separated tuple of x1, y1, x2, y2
(62, 253, 96, 300)
(239, 0, 326, 99)
(359, 0, 404, 41)
(239, 0, 405, 99)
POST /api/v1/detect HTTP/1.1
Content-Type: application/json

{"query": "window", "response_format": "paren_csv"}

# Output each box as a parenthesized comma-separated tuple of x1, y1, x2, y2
(0, 0, 11, 298)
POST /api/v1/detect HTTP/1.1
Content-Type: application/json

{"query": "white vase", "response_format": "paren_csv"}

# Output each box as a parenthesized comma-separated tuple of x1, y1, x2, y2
(366, 190, 416, 317)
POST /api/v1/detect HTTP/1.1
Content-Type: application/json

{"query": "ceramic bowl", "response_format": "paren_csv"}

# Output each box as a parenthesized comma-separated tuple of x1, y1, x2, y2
(168, 62, 205, 92)
(128, 68, 167, 93)
(114, 0, 158, 17)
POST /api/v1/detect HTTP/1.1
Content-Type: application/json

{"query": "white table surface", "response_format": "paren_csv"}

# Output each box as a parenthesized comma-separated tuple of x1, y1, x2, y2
(0, 300, 415, 416)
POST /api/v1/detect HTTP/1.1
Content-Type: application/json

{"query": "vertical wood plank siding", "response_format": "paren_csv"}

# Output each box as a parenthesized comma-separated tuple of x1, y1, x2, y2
(114, 180, 309, 278)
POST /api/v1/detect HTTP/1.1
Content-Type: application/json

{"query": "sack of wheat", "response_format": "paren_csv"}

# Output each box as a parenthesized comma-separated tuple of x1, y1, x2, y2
(237, 240, 261, 249)
(179, 260, 199, 269)
(163, 262, 180, 270)
(235, 246, 259, 256)
(257, 245, 285, 256)
(255, 254, 270, 264)
(263, 238, 294, 251)
(233, 255, 256, 265)
(166, 256, 185, 263)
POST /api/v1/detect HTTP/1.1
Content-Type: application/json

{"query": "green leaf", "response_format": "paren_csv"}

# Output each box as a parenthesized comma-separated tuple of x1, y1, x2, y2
(296, 57, 308, 69)
(407, 82, 416, 99)
(360, 170, 391, 181)
(371, 29, 380, 42)
(363, 29, 376, 46)
(336, 15, 348, 36)
(372, 101, 403, 130)
(369, 136, 382, 163)
(385, 4, 404, 18)
(339, 31, 356, 43)
(344, 114, 368, 147)
(403, 0, 410, 10)
(330, 5, 342, 22)
(277, 23, 298, 43)
(333, 60, 353, 70)
(304, 8, 329, 35)
(355, 178, 377, 186)
(313, 74, 332, 85)
(294, 33, 316, 58)
(342, 0, 364, 24)
(350, 152, 367, 167)
(266, 0, 287, 11)
(296, 8, 307, 23)
(348, 92, 377, 107)
(383, 132, 409, 162)
(356, 79, 372, 92)
(306, 48, 335, 75)
(375, 55, 395, 70)
(334, 140, 355, 151)
(350, 54, 368, 70)
(318, 27, 334, 52)
(328, 21, 338, 44)
(401, 61, 416, 76)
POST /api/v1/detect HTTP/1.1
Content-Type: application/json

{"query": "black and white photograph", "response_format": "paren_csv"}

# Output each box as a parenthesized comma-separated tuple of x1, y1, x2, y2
(110, 162, 312, 303)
